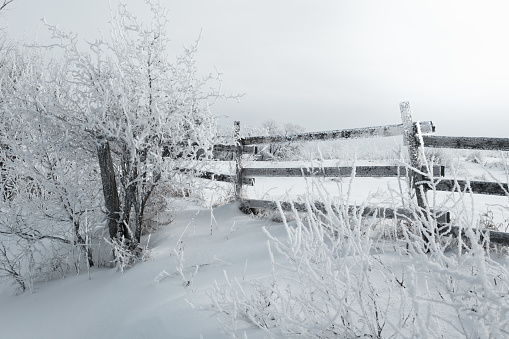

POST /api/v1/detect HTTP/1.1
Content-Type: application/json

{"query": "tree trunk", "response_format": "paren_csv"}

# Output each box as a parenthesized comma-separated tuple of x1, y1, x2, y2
(96, 140, 121, 239)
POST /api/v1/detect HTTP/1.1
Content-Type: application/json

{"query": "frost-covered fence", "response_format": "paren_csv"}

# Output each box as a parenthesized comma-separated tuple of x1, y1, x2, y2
(405, 102, 509, 246)
(228, 114, 447, 225)
(205, 118, 438, 201)
(417, 135, 509, 196)
(222, 103, 509, 246)
(236, 119, 437, 197)
(199, 102, 509, 245)
(242, 166, 443, 178)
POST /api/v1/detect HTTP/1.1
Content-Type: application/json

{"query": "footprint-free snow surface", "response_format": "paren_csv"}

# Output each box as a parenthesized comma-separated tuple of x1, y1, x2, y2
(0, 201, 286, 338)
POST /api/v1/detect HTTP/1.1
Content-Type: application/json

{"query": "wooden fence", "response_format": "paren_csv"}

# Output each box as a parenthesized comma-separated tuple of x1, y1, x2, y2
(417, 136, 509, 196)
(231, 102, 440, 217)
(203, 102, 509, 246)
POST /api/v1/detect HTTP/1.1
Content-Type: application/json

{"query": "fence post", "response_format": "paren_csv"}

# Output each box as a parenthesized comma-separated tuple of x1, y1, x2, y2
(234, 121, 243, 201)
(400, 102, 429, 218)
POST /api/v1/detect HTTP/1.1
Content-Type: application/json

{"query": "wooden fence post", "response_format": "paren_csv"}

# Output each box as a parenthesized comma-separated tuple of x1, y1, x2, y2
(400, 102, 428, 214)
(234, 121, 243, 201)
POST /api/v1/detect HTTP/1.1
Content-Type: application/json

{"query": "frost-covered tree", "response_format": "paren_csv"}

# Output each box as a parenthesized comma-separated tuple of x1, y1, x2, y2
(0, 36, 100, 290)
(0, 0, 233, 287)
(40, 1, 229, 251)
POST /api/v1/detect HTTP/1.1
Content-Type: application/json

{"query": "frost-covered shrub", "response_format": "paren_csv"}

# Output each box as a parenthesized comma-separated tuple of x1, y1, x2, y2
(398, 206, 509, 338)
(0, 39, 101, 290)
(466, 150, 486, 165)
(210, 176, 401, 337)
(254, 120, 306, 161)
(303, 138, 402, 164)
(210, 167, 509, 337)
(389, 169, 509, 338)
(0, 195, 89, 292)
(424, 147, 453, 167)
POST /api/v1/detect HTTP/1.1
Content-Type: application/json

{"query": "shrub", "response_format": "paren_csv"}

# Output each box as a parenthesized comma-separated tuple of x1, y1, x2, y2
(209, 167, 509, 337)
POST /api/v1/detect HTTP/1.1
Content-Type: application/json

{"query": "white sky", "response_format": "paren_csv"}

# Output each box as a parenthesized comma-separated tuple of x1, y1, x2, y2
(3, 0, 509, 137)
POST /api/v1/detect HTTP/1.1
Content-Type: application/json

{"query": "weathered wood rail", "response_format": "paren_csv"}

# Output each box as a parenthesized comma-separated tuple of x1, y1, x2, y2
(420, 136, 509, 151)
(244, 199, 450, 224)
(213, 144, 257, 154)
(447, 226, 509, 247)
(177, 168, 255, 186)
(196, 171, 255, 186)
(241, 121, 435, 145)
(242, 165, 443, 178)
(433, 179, 508, 196)
(244, 200, 509, 246)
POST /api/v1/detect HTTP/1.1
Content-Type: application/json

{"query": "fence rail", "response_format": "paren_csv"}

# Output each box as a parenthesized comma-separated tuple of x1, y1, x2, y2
(244, 199, 450, 224)
(178, 169, 255, 186)
(195, 171, 255, 186)
(242, 165, 444, 178)
(241, 121, 434, 145)
(433, 179, 509, 196)
(420, 135, 509, 151)
(213, 144, 257, 154)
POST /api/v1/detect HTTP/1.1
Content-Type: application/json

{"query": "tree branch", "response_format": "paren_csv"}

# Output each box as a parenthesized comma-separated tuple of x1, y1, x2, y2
(0, 0, 14, 12)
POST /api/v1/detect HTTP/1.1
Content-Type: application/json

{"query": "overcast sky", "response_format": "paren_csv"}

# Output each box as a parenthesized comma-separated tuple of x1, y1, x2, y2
(3, 0, 509, 137)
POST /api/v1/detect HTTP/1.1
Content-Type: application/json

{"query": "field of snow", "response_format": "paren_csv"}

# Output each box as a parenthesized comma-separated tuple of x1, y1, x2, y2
(1, 154, 509, 338)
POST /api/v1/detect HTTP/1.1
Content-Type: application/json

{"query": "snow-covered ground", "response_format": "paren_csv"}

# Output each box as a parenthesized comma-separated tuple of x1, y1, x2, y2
(0, 200, 286, 338)
(1, 156, 509, 338)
